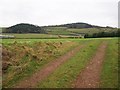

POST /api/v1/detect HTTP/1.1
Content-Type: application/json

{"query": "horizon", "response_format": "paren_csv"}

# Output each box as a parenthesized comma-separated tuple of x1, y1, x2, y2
(0, 22, 117, 28)
(0, 0, 118, 27)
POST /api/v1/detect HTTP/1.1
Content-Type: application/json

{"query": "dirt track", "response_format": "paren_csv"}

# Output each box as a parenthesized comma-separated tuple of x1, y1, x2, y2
(73, 42, 107, 88)
(15, 45, 84, 88)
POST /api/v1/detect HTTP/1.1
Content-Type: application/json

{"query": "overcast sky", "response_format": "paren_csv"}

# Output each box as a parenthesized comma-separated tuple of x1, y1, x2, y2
(0, 0, 119, 27)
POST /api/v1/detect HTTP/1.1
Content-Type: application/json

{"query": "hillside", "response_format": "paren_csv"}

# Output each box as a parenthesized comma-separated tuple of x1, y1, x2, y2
(1, 22, 119, 38)
(45, 27, 118, 37)
(2, 23, 46, 33)
(44, 22, 102, 28)
(43, 23, 119, 37)
(2, 22, 109, 34)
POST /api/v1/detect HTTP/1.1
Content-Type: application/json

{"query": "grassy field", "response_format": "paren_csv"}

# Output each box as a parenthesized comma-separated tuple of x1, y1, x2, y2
(2, 34, 59, 39)
(0, 28, 2, 33)
(46, 27, 72, 35)
(46, 27, 118, 36)
(2, 40, 80, 88)
(2, 33, 84, 39)
(68, 28, 117, 34)
(37, 40, 102, 88)
(2, 27, 118, 39)
(100, 39, 118, 88)
(1, 37, 117, 44)
(2, 38, 119, 88)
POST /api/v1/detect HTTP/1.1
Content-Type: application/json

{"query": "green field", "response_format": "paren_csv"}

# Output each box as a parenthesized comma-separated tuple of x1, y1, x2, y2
(2, 34, 59, 39)
(100, 39, 118, 88)
(68, 28, 117, 34)
(0, 28, 2, 33)
(37, 38, 118, 88)
(38, 40, 102, 88)
(2, 38, 119, 88)
(46, 27, 118, 36)
(2, 39, 79, 87)
(46, 27, 71, 35)
(2, 27, 118, 39)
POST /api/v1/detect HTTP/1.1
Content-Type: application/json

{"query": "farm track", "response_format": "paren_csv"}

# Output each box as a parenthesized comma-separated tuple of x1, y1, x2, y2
(73, 41, 108, 88)
(15, 45, 84, 88)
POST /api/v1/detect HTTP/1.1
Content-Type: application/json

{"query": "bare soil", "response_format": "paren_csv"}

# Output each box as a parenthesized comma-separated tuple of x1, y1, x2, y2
(73, 42, 107, 88)
(15, 45, 84, 88)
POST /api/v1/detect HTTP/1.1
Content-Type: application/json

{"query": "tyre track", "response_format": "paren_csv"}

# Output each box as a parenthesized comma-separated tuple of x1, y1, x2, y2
(15, 45, 84, 88)
(73, 42, 107, 88)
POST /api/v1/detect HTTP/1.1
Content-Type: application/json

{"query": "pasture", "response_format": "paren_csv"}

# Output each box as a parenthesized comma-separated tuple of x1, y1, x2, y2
(2, 27, 118, 39)
(2, 38, 119, 88)
(46, 27, 118, 36)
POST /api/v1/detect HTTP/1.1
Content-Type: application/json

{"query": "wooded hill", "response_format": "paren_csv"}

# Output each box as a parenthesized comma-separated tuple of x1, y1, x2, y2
(1, 22, 119, 38)
(43, 22, 103, 28)
(2, 22, 104, 33)
(2, 23, 45, 33)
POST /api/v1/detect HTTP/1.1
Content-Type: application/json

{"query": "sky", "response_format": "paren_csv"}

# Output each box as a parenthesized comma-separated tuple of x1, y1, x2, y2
(0, 0, 119, 27)
(119, 1, 120, 28)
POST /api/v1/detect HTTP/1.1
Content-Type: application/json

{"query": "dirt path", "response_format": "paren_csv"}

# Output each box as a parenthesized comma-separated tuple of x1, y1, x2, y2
(73, 42, 107, 88)
(15, 45, 84, 88)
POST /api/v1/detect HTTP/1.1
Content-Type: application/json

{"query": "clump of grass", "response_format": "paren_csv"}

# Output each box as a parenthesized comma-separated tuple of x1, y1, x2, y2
(37, 40, 101, 88)
(2, 41, 78, 88)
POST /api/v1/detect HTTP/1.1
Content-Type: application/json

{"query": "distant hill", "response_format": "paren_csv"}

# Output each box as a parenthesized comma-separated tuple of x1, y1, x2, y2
(2, 22, 114, 34)
(45, 22, 103, 29)
(3, 23, 46, 33)
(43, 23, 118, 38)
(1, 22, 119, 38)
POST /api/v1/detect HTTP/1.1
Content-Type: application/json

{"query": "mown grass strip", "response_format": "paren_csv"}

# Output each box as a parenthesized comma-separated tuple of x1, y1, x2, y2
(37, 40, 102, 88)
(100, 39, 118, 88)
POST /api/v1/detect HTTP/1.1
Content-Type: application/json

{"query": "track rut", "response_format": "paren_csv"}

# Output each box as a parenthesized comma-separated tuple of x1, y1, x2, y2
(15, 45, 84, 88)
(73, 42, 107, 88)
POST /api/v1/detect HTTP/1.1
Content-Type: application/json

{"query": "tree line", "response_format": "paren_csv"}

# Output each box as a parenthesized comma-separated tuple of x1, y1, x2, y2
(84, 30, 120, 38)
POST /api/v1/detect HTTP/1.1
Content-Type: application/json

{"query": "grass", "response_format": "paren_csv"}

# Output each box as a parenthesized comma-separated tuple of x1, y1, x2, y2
(46, 27, 117, 36)
(2, 37, 117, 45)
(46, 27, 71, 35)
(2, 40, 80, 88)
(2, 27, 118, 39)
(0, 28, 2, 33)
(37, 40, 102, 88)
(47, 29, 72, 35)
(2, 33, 59, 39)
(68, 28, 101, 35)
(100, 39, 118, 88)
(2, 38, 118, 88)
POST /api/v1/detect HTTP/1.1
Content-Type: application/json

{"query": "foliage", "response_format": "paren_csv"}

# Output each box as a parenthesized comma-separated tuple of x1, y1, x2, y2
(3, 23, 45, 33)
(1, 23, 119, 38)
(84, 31, 119, 38)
